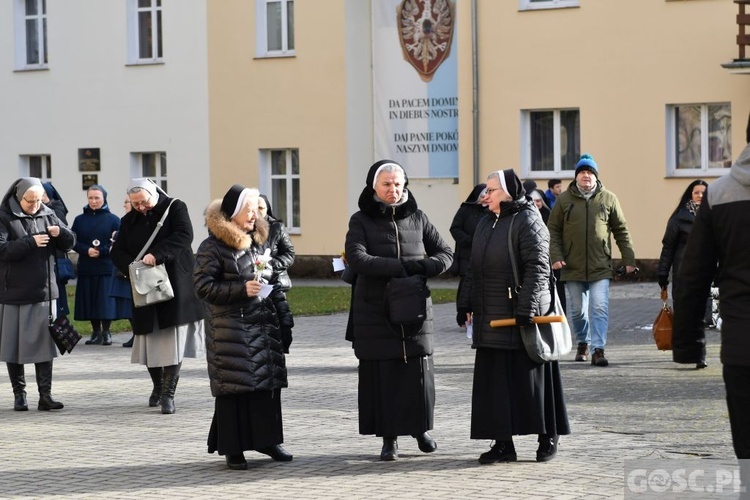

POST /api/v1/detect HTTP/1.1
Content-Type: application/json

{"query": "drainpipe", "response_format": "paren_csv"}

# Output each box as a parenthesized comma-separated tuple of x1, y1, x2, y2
(471, 0, 479, 185)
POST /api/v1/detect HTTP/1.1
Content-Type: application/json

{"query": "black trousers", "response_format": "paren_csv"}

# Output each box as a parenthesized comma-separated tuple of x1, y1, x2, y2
(723, 364, 750, 496)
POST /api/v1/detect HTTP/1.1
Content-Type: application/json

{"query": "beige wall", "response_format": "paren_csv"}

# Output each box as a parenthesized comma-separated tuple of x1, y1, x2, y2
(207, 0, 352, 255)
(458, 0, 749, 260)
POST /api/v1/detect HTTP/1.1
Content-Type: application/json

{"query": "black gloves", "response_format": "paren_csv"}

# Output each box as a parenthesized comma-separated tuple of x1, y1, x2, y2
(402, 259, 426, 276)
(515, 314, 534, 327)
(281, 326, 293, 354)
(658, 275, 669, 289)
(456, 309, 471, 327)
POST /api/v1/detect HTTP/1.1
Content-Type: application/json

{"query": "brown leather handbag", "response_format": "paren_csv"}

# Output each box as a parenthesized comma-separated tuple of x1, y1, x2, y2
(653, 288, 673, 351)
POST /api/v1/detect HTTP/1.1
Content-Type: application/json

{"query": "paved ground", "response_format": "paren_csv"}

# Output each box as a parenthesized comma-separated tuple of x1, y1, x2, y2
(0, 281, 739, 499)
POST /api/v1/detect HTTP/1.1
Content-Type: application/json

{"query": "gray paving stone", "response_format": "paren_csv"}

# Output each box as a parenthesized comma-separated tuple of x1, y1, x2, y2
(0, 282, 736, 499)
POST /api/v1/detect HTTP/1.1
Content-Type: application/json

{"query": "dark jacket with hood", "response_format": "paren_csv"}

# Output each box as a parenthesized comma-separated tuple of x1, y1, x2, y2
(458, 194, 551, 350)
(344, 160, 453, 361)
(72, 190, 120, 277)
(657, 205, 695, 290)
(449, 183, 487, 277)
(110, 190, 204, 335)
(193, 199, 287, 397)
(674, 143, 750, 367)
(0, 179, 76, 305)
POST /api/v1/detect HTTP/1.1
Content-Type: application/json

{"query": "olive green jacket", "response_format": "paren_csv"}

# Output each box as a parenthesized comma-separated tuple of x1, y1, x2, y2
(547, 181, 636, 282)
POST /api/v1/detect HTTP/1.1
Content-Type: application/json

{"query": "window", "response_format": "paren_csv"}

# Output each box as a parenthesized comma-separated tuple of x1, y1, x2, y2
(131, 152, 167, 191)
(260, 149, 300, 232)
(667, 103, 732, 174)
(127, 0, 163, 64)
(522, 109, 580, 175)
(256, 0, 295, 57)
(519, 0, 579, 10)
(21, 154, 52, 181)
(14, 0, 48, 69)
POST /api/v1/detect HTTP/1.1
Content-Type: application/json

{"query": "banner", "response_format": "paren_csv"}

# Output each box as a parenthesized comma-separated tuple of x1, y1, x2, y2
(372, 0, 458, 178)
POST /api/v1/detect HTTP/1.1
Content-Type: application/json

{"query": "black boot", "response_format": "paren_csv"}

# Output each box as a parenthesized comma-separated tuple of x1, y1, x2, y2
(101, 331, 112, 346)
(536, 434, 559, 462)
(6, 362, 27, 411)
(161, 363, 180, 414)
(35, 361, 63, 410)
(85, 331, 102, 345)
(380, 437, 398, 461)
(122, 335, 134, 348)
(147, 367, 163, 407)
(478, 440, 516, 464)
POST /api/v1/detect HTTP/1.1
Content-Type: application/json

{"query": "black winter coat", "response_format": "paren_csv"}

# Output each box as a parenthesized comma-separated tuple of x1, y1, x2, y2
(262, 215, 295, 291)
(458, 199, 551, 350)
(657, 205, 694, 290)
(0, 187, 75, 305)
(345, 187, 453, 361)
(110, 195, 204, 335)
(194, 200, 287, 397)
(449, 202, 487, 277)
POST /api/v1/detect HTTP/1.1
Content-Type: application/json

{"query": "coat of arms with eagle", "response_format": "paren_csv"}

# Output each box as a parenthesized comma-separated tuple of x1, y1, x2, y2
(397, 0, 456, 83)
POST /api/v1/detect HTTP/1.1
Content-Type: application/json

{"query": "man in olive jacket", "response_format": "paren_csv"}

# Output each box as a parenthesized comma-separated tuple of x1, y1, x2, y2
(547, 153, 636, 367)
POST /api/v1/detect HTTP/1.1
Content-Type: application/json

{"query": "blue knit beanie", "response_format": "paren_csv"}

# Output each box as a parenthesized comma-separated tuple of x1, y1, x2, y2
(575, 153, 598, 178)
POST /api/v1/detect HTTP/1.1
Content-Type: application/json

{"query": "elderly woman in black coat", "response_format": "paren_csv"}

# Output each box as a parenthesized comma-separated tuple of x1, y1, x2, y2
(458, 169, 570, 464)
(345, 159, 453, 461)
(0, 178, 75, 411)
(111, 179, 205, 415)
(194, 185, 291, 471)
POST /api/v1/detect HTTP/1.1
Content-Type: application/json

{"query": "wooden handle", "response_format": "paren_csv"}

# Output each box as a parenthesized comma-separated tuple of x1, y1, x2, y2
(490, 315, 565, 328)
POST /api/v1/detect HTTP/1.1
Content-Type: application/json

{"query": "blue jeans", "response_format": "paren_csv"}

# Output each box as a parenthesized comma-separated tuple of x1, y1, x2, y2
(565, 280, 610, 350)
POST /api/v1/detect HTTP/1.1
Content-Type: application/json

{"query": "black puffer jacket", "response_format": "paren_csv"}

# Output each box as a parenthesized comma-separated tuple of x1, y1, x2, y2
(0, 180, 75, 305)
(344, 160, 453, 361)
(259, 195, 295, 291)
(449, 184, 488, 277)
(458, 198, 551, 350)
(194, 200, 287, 397)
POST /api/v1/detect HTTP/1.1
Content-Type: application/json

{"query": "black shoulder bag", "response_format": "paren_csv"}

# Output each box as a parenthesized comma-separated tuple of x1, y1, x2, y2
(47, 250, 81, 355)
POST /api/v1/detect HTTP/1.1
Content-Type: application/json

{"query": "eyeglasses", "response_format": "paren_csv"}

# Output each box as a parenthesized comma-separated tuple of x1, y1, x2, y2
(485, 187, 501, 195)
(22, 198, 42, 205)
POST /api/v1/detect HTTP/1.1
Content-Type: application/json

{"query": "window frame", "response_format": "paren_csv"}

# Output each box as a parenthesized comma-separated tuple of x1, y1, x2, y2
(14, 0, 48, 70)
(131, 152, 168, 192)
(666, 102, 732, 177)
(126, 0, 164, 65)
(20, 154, 52, 181)
(259, 148, 300, 234)
(519, 0, 580, 11)
(521, 108, 580, 178)
(255, 0, 295, 58)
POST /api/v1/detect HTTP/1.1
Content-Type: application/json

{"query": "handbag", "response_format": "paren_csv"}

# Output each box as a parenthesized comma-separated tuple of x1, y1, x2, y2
(128, 199, 177, 308)
(386, 274, 430, 325)
(653, 287, 673, 351)
(46, 257, 81, 355)
(56, 255, 76, 282)
(507, 214, 572, 364)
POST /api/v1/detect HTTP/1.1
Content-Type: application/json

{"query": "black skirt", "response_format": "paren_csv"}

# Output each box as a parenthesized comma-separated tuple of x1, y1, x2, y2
(358, 356, 435, 437)
(207, 389, 284, 456)
(470, 348, 570, 440)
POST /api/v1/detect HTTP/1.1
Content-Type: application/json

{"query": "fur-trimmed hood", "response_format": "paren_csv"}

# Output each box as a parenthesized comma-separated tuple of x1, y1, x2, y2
(204, 199, 269, 250)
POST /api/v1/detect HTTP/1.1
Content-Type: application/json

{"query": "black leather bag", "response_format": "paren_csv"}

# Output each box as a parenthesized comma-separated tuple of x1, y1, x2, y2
(386, 275, 430, 325)
(49, 316, 82, 355)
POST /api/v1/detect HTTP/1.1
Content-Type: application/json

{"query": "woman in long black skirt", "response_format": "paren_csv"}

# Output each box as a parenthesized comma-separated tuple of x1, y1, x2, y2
(458, 169, 570, 463)
(345, 160, 453, 461)
(194, 185, 291, 470)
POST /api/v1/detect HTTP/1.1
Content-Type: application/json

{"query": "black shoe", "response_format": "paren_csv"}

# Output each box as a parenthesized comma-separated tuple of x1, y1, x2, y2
(14, 392, 28, 411)
(101, 331, 112, 346)
(122, 335, 134, 348)
(148, 388, 161, 408)
(536, 435, 559, 462)
(85, 332, 102, 345)
(38, 394, 64, 411)
(478, 440, 516, 464)
(257, 444, 293, 462)
(696, 361, 708, 369)
(225, 453, 247, 470)
(413, 432, 437, 453)
(380, 437, 398, 461)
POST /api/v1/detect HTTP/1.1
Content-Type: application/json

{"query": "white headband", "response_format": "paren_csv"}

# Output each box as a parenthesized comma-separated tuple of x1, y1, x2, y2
(372, 163, 403, 189)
